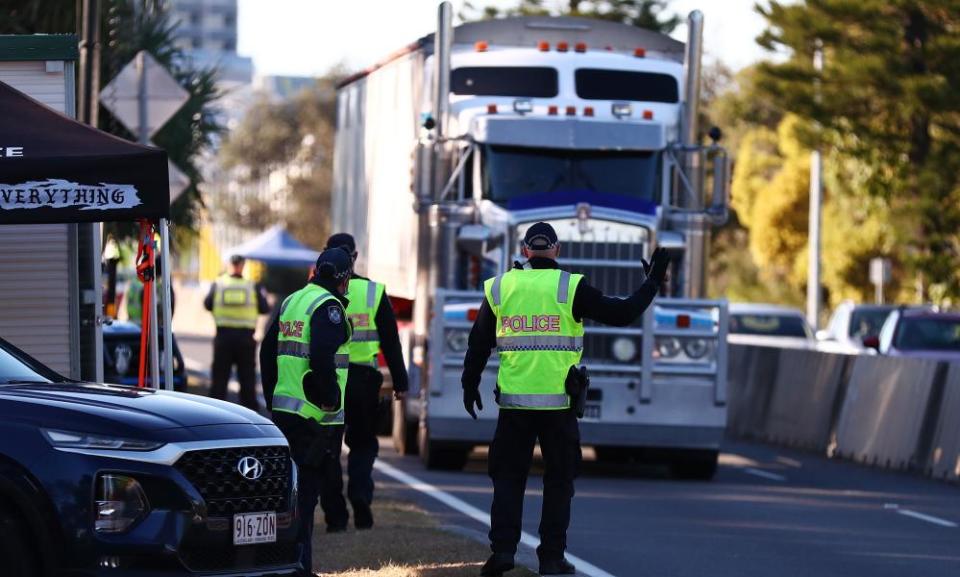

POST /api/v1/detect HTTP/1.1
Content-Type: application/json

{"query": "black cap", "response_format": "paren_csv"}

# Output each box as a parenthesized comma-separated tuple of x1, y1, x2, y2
(315, 248, 352, 281)
(229, 254, 245, 265)
(522, 222, 558, 250)
(325, 232, 356, 255)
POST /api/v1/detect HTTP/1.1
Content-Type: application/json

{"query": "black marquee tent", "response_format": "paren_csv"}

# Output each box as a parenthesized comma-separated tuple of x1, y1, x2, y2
(0, 79, 169, 225)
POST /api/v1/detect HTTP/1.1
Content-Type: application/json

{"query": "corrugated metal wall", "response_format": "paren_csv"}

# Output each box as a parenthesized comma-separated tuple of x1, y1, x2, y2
(0, 60, 78, 377)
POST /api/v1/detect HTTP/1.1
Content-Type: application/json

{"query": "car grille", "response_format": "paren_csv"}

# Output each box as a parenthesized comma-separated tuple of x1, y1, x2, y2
(560, 239, 648, 298)
(175, 445, 291, 517)
(179, 541, 299, 572)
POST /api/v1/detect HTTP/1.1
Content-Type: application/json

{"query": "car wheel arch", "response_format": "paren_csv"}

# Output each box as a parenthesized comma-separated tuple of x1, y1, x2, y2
(0, 455, 65, 576)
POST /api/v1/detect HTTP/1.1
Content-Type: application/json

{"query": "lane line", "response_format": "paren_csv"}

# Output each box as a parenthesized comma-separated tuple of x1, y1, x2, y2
(374, 459, 618, 577)
(743, 467, 787, 482)
(896, 509, 958, 528)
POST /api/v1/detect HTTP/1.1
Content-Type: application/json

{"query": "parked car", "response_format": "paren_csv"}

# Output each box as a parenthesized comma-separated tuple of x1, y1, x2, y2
(0, 335, 300, 576)
(817, 301, 896, 352)
(103, 320, 187, 390)
(728, 303, 814, 347)
(868, 309, 960, 360)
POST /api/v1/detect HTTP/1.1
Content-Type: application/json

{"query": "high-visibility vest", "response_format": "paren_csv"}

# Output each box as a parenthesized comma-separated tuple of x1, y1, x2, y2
(272, 283, 351, 425)
(483, 268, 584, 410)
(212, 274, 259, 330)
(345, 277, 385, 366)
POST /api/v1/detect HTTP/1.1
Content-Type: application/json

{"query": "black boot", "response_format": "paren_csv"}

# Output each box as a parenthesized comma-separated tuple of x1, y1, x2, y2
(352, 501, 373, 530)
(480, 553, 515, 576)
(538, 556, 576, 575)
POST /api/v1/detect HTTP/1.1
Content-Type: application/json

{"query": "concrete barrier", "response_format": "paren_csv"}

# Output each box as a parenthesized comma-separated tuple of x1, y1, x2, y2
(763, 349, 850, 451)
(833, 355, 941, 470)
(726, 344, 780, 438)
(929, 363, 960, 482)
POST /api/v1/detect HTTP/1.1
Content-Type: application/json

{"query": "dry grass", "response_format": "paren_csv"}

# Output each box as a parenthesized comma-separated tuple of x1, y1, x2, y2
(312, 499, 537, 577)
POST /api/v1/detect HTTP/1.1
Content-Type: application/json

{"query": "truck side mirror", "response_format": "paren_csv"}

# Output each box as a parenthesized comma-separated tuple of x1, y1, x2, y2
(708, 126, 723, 143)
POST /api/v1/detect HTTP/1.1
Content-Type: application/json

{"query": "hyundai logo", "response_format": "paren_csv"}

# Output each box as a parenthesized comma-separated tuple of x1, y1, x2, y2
(237, 456, 263, 480)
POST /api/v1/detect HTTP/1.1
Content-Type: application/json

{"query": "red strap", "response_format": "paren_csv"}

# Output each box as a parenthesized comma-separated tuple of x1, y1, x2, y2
(136, 219, 155, 388)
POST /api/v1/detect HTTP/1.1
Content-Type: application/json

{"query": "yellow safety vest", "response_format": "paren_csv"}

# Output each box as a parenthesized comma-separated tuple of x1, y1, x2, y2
(212, 274, 259, 330)
(272, 284, 351, 425)
(345, 278, 385, 366)
(483, 268, 584, 410)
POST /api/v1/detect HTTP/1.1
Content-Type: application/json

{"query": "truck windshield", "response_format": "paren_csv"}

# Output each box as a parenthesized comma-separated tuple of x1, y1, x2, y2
(481, 145, 659, 211)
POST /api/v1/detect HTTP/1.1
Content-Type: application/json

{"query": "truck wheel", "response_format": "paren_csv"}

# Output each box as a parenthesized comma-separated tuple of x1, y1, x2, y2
(0, 507, 38, 577)
(418, 422, 469, 471)
(392, 400, 419, 455)
(670, 449, 719, 480)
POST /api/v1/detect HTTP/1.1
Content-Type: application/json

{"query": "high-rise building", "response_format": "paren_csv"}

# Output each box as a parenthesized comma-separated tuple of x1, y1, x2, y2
(165, 0, 252, 83)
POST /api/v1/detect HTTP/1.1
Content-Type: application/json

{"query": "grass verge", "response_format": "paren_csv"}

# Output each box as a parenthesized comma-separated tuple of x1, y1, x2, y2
(312, 499, 537, 577)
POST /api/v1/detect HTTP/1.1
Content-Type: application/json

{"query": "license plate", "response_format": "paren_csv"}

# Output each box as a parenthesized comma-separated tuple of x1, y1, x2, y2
(583, 404, 601, 420)
(233, 511, 277, 545)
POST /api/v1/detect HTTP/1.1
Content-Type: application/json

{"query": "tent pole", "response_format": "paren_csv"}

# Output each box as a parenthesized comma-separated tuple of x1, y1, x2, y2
(160, 218, 174, 391)
(148, 245, 160, 389)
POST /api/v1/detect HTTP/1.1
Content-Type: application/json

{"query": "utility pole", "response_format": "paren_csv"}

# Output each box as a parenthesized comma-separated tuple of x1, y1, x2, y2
(77, 0, 101, 126)
(807, 41, 824, 330)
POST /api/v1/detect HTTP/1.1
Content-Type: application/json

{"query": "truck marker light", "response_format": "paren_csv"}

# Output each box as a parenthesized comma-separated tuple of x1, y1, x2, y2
(677, 314, 691, 329)
(475, 40, 489, 52)
(565, 105, 576, 116)
(575, 42, 587, 53)
(556, 41, 569, 52)
(583, 106, 595, 117)
(612, 102, 632, 118)
(643, 109, 654, 120)
(548, 105, 558, 116)
(634, 47, 646, 57)
(487, 103, 498, 114)
(605, 46, 614, 51)
(513, 99, 534, 114)
(538, 40, 550, 52)
(468, 309, 479, 321)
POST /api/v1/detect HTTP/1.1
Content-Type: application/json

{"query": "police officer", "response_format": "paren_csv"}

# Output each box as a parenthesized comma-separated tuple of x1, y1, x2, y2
(259, 248, 353, 575)
(461, 222, 669, 576)
(204, 255, 269, 410)
(324, 233, 409, 529)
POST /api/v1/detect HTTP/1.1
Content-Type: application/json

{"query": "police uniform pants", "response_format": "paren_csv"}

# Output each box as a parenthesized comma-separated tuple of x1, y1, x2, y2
(344, 364, 384, 509)
(210, 328, 258, 411)
(488, 408, 581, 558)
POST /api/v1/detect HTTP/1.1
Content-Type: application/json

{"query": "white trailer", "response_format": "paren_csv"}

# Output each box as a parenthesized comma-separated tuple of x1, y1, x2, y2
(333, 4, 730, 478)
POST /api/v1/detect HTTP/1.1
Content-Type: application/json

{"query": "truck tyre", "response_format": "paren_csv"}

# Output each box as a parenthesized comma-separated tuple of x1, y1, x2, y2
(0, 507, 38, 577)
(418, 422, 469, 471)
(670, 449, 719, 480)
(392, 400, 419, 455)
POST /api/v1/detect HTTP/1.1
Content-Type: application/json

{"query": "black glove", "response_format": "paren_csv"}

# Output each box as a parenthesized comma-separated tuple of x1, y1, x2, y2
(463, 388, 483, 419)
(643, 247, 670, 286)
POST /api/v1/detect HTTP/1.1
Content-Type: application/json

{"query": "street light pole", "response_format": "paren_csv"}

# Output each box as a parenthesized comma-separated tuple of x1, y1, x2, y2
(807, 41, 824, 330)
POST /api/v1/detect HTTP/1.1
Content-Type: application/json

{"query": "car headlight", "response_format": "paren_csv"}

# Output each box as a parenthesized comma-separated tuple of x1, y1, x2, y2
(95, 474, 149, 533)
(446, 330, 469, 353)
(611, 337, 638, 362)
(683, 338, 712, 360)
(42, 429, 165, 451)
(656, 337, 681, 358)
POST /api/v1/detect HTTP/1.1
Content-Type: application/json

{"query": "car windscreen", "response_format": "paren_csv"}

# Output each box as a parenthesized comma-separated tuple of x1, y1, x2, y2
(0, 343, 55, 384)
(730, 314, 809, 338)
(575, 69, 679, 102)
(482, 145, 659, 206)
(848, 308, 894, 339)
(894, 317, 960, 351)
(451, 66, 559, 97)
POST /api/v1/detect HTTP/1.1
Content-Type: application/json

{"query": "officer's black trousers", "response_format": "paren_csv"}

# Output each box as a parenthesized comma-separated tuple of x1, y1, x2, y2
(210, 328, 258, 411)
(344, 364, 384, 508)
(488, 408, 581, 558)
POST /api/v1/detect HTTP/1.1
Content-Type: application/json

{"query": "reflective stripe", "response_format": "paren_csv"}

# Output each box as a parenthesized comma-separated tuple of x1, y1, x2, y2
(307, 295, 332, 315)
(278, 341, 311, 358)
(350, 359, 378, 368)
(352, 329, 379, 343)
(367, 281, 378, 308)
(320, 409, 344, 423)
(272, 394, 304, 412)
(498, 393, 570, 408)
(279, 295, 293, 317)
(335, 354, 350, 369)
(491, 274, 503, 306)
(557, 271, 571, 304)
(496, 335, 583, 352)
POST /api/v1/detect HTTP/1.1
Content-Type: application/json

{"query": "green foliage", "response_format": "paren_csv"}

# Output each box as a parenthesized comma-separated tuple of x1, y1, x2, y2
(461, 0, 680, 33)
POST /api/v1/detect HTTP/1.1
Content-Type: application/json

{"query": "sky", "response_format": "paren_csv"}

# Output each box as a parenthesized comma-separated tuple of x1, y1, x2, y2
(237, 0, 775, 79)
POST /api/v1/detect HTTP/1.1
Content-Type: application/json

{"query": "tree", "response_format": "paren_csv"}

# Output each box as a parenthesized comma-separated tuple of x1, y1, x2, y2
(754, 0, 960, 303)
(462, 0, 680, 33)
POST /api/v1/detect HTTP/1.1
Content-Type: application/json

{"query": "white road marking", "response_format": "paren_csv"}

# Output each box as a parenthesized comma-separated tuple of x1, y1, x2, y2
(743, 468, 787, 482)
(374, 459, 618, 577)
(896, 509, 958, 528)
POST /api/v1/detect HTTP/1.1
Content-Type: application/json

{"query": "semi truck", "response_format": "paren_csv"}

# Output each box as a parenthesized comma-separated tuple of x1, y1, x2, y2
(333, 3, 730, 478)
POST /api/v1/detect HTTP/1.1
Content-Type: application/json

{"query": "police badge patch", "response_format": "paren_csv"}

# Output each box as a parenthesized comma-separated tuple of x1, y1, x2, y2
(328, 306, 343, 324)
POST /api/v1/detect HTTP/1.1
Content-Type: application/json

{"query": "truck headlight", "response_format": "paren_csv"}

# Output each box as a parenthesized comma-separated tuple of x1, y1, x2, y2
(95, 474, 149, 533)
(446, 330, 469, 353)
(42, 429, 165, 451)
(655, 337, 681, 358)
(611, 337, 637, 362)
(683, 338, 712, 360)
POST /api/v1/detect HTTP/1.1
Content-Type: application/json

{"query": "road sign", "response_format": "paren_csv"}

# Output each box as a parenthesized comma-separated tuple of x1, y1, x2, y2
(100, 51, 189, 138)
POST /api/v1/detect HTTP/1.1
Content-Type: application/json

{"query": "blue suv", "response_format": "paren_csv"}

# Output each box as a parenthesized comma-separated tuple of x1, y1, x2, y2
(0, 336, 301, 576)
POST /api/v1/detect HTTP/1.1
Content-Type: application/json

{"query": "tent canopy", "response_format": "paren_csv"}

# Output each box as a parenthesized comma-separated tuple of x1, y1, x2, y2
(0, 80, 168, 225)
(228, 225, 320, 267)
